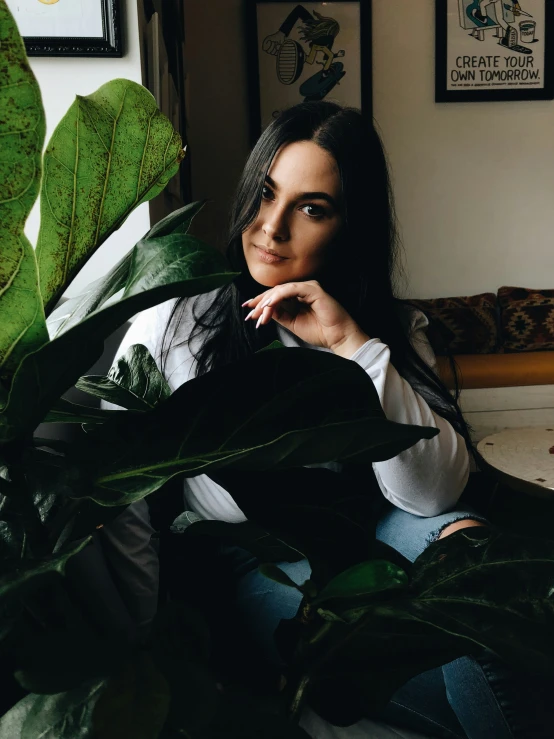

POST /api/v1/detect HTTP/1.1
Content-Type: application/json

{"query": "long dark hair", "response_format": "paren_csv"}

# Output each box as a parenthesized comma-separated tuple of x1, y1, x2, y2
(162, 102, 470, 444)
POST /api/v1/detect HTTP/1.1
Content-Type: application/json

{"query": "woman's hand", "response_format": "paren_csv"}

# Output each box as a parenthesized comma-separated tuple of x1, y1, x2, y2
(243, 280, 370, 358)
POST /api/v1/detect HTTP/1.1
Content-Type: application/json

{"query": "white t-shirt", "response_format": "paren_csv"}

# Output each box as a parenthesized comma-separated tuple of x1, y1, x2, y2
(108, 290, 469, 520)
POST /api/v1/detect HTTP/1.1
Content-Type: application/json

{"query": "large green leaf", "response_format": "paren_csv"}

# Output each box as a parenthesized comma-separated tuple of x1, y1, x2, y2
(0, 2, 48, 379)
(46, 255, 130, 340)
(312, 560, 408, 608)
(46, 201, 206, 340)
(219, 467, 379, 585)
(15, 630, 131, 695)
(69, 348, 438, 507)
(0, 538, 90, 607)
(0, 680, 105, 739)
(43, 398, 122, 424)
(283, 603, 469, 726)
(77, 344, 171, 411)
(36, 78, 184, 313)
(92, 653, 170, 739)
(0, 234, 236, 443)
(176, 515, 303, 564)
(408, 526, 554, 674)
(287, 528, 554, 725)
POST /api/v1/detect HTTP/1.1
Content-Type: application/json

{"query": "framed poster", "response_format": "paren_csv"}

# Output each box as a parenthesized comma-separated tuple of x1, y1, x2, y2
(246, 0, 372, 140)
(436, 0, 554, 101)
(6, 0, 122, 57)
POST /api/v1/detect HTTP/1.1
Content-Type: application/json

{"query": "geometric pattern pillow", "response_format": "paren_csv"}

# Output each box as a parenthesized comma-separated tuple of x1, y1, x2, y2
(498, 286, 554, 352)
(408, 293, 498, 355)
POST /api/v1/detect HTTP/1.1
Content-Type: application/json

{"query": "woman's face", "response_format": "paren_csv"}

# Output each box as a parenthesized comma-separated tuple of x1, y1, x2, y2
(242, 141, 343, 287)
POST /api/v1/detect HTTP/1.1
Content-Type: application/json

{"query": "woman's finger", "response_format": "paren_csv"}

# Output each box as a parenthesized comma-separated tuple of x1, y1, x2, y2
(241, 290, 272, 308)
(256, 305, 274, 328)
(260, 281, 319, 308)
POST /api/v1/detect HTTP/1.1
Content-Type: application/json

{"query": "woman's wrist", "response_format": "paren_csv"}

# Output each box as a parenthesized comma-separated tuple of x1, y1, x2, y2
(330, 327, 371, 359)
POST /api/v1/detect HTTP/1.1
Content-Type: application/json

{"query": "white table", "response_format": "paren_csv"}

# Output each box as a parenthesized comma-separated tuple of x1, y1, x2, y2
(477, 427, 554, 497)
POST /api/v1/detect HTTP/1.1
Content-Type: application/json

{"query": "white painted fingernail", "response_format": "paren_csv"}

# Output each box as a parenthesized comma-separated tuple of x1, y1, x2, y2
(261, 298, 272, 309)
(255, 316, 262, 329)
(244, 310, 254, 321)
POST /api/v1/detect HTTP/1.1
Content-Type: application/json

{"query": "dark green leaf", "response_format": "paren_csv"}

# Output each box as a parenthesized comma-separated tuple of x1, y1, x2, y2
(76, 344, 171, 410)
(145, 200, 206, 239)
(312, 560, 408, 607)
(36, 79, 184, 313)
(219, 466, 378, 585)
(0, 680, 105, 739)
(259, 563, 304, 592)
(156, 659, 220, 737)
(46, 201, 206, 339)
(92, 653, 170, 739)
(43, 398, 122, 424)
(46, 255, 130, 339)
(296, 528, 554, 724)
(176, 516, 303, 564)
(296, 605, 468, 724)
(70, 348, 437, 507)
(258, 340, 285, 352)
(150, 602, 211, 665)
(150, 603, 218, 736)
(0, 233, 236, 443)
(0, 538, 90, 606)
(0, 2, 48, 379)
(408, 527, 554, 675)
(14, 631, 131, 695)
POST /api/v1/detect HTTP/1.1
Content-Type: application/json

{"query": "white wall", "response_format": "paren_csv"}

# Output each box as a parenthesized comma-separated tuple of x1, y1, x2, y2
(24, 0, 150, 297)
(373, 0, 554, 298)
(184, 0, 554, 299)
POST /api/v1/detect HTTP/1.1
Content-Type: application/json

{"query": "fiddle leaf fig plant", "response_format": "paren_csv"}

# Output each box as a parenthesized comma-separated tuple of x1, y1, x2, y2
(0, 0, 48, 380)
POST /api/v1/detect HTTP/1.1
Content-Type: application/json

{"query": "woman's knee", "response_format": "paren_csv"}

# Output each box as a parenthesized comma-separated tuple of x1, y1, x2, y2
(438, 518, 488, 540)
(376, 504, 489, 563)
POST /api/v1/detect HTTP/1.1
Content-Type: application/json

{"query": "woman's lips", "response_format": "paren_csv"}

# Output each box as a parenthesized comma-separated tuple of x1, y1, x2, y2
(254, 245, 287, 264)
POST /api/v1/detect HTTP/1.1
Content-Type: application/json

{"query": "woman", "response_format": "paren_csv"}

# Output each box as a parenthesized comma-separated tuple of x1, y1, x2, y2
(103, 102, 545, 739)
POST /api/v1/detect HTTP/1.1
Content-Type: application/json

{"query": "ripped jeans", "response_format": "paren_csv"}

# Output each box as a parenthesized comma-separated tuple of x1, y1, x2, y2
(224, 502, 552, 739)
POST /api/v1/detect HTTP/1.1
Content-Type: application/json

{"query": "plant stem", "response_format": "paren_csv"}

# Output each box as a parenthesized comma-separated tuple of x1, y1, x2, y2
(289, 673, 310, 723)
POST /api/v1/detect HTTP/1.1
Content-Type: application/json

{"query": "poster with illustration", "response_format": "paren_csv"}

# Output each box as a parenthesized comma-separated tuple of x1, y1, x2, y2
(6, 0, 121, 56)
(248, 1, 371, 134)
(436, 0, 554, 101)
(8, 0, 103, 38)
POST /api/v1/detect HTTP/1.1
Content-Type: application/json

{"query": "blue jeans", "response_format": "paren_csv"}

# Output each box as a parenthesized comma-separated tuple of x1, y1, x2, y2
(221, 503, 552, 739)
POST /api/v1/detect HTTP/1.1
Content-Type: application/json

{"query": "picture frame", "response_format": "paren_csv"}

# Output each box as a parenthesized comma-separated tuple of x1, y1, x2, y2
(6, 0, 122, 57)
(436, 0, 554, 102)
(246, 0, 372, 141)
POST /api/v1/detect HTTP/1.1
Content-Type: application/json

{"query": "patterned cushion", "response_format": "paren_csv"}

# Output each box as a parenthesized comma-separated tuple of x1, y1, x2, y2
(498, 286, 554, 352)
(408, 293, 498, 355)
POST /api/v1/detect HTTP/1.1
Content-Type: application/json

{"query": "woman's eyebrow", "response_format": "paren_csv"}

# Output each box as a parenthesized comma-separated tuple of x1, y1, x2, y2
(265, 175, 338, 208)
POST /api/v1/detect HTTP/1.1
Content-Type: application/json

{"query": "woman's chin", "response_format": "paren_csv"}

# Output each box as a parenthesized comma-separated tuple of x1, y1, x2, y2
(248, 264, 290, 288)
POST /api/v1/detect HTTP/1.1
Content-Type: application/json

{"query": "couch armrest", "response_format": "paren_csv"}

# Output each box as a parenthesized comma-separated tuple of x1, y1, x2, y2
(437, 352, 554, 390)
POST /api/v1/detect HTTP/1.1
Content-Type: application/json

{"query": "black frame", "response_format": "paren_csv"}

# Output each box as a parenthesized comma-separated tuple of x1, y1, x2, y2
(246, 0, 372, 143)
(19, 0, 122, 57)
(436, 0, 554, 102)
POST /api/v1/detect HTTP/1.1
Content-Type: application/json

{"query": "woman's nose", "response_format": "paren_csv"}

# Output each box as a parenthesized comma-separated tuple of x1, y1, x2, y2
(262, 208, 289, 241)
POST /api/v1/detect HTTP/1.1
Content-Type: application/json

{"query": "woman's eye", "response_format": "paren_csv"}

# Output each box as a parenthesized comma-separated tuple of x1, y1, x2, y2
(301, 204, 326, 218)
(261, 186, 273, 200)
